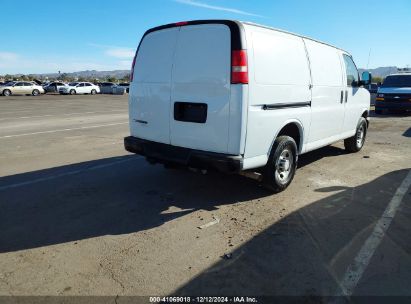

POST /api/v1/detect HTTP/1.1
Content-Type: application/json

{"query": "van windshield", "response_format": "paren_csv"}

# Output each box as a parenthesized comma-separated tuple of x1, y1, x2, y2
(381, 75, 411, 87)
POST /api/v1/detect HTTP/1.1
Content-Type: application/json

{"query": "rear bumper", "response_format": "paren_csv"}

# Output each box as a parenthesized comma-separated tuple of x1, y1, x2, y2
(124, 136, 243, 173)
(376, 101, 411, 111)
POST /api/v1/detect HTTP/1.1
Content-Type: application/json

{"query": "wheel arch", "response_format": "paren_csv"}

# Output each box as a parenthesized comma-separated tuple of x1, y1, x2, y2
(268, 119, 304, 157)
(361, 109, 369, 127)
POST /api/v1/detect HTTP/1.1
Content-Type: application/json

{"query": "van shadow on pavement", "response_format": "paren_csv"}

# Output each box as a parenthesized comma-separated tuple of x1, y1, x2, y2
(0, 144, 349, 255)
(0, 155, 270, 253)
(173, 169, 411, 297)
(0, 145, 351, 254)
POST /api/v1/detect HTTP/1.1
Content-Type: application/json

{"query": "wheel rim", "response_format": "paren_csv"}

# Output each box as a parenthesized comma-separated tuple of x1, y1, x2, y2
(356, 124, 365, 147)
(33, 90, 38, 96)
(4, 90, 10, 96)
(275, 148, 293, 184)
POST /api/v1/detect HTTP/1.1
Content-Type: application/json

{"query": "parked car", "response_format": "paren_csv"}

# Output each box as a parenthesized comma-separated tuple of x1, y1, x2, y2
(44, 81, 67, 93)
(124, 20, 371, 192)
(1, 81, 45, 96)
(59, 82, 100, 95)
(98, 82, 117, 94)
(117, 83, 130, 93)
(375, 74, 411, 114)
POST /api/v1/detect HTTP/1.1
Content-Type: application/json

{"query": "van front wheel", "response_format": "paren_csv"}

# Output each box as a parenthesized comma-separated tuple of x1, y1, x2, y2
(344, 117, 367, 153)
(263, 136, 298, 193)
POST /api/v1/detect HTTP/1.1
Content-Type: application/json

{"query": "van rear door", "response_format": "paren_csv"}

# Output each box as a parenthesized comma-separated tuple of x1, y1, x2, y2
(130, 28, 178, 144)
(170, 24, 231, 153)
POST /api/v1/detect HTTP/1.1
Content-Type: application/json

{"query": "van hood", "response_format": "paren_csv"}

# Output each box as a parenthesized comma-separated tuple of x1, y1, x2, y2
(378, 87, 411, 94)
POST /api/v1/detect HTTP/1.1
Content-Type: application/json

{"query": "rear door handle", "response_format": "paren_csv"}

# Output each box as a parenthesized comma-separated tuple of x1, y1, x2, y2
(134, 119, 147, 124)
(340, 90, 344, 104)
(345, 90, 348, 103)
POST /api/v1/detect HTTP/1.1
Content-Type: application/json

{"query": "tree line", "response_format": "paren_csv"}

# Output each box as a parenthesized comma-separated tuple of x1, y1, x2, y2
(0, 73, 131, 83)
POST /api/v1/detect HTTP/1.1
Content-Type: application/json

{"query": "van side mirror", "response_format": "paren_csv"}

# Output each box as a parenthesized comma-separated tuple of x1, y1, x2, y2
(361, 71, 372, 86)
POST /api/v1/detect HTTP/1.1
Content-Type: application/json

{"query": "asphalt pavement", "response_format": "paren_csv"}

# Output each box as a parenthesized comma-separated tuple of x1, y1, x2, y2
(0, 94, 410, 299)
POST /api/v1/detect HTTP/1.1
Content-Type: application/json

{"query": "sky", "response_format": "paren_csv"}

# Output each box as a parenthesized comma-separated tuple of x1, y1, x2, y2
(0, 0, 410, 74)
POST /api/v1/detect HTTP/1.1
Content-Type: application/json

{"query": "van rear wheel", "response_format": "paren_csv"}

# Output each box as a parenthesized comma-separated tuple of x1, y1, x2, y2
(344, 117, 367, 153)
(262, 136, 297, 193)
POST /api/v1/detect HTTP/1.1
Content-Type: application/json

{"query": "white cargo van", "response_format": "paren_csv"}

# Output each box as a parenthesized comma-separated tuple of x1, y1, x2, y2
(124, 20, 371, 192)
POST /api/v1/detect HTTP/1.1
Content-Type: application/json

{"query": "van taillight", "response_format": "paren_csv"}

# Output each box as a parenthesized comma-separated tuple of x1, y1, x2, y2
(130, 51, 137, 82)
(231, 50, 248, 84)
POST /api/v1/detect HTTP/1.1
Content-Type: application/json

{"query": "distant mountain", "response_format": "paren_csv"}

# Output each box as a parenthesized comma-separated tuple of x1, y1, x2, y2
(358, 66, 399, 78)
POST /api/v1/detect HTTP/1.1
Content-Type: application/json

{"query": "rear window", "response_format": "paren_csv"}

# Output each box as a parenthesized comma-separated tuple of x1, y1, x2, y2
(382, 75, 411, 87)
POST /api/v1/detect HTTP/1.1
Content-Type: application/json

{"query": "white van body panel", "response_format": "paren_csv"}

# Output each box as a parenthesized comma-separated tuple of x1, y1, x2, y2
(170, 24, 232, 153)
(130, 28, 178, 144)
(303, 39, 345, 150)
(242, 24, 312, 163)
(127, 20, 370, 172)
(340, 52, 371, 135)
(228, 84, 248, 154)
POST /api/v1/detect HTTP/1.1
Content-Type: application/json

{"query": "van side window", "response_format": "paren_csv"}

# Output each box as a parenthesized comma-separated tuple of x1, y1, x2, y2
(343, 54, 359, 86)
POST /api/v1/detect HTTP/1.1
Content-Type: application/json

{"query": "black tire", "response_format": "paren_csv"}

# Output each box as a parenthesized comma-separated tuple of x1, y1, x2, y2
(91, 89, 97, 95)
(344, 117, 367, 153)
(2, 89, 11, 96)
(32, 89, 40, 96)
(69, 89, 76, 95)
(262, 136, 298, 192)
(375, 109, 383, 115)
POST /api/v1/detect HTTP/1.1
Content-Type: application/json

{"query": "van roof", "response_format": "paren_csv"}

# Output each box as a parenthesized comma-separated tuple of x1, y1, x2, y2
(241, 21, 350, 55)
(144, 19, 350, 56)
